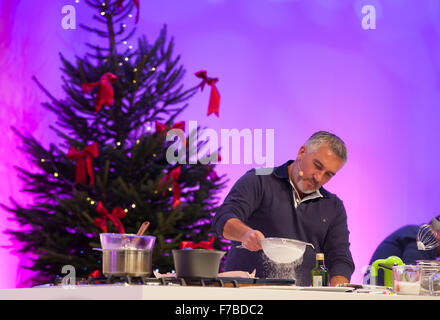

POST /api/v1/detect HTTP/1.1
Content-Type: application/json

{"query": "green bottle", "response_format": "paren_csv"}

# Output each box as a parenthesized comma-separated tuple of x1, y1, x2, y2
(311, 253, 329, 287)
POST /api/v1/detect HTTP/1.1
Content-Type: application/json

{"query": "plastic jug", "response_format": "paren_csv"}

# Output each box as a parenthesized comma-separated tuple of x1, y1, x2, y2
(370, 256, 404, 287)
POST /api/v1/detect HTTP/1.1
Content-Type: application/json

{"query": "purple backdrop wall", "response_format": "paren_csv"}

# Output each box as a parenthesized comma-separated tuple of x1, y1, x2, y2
(1, 0, 439, 287)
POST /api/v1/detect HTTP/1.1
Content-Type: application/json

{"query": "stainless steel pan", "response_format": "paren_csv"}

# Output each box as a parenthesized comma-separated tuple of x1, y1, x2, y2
(94, 233, 156, 277)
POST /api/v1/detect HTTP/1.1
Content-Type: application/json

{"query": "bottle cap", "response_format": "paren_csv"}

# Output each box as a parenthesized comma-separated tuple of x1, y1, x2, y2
(316, 253, 324, 260)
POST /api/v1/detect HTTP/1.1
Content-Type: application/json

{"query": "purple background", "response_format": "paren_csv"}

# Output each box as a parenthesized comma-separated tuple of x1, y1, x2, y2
(1, 0, 440, 287)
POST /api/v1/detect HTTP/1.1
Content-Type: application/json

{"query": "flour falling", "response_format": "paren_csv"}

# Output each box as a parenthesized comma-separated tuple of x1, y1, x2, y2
(262, 252, 304, 283)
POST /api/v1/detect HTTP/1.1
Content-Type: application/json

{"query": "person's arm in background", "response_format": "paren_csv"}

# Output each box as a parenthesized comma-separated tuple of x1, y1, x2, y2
(212, 169, 265, 251)
(400, 225, 437, 263)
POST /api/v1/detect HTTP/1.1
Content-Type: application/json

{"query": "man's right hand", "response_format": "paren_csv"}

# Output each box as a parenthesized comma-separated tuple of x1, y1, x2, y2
(223, 218, 265, 251)
(240, 229, 265, 251)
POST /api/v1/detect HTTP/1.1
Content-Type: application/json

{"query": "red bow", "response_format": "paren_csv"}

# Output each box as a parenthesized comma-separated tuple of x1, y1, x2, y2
(156, 121, 186, 146)
(117, 0, 140, 23)
(195, 70, 220, 117)
(161, 166, 181, 209)
(94, 201, 126, 234)
(155, 121, 185, 134)
(88, 269, 102, 278)
(82, 72, 118, 112)
(67, 142, 98, 185)
(207, 168, 220, 181)
(180, 236, 215, 250)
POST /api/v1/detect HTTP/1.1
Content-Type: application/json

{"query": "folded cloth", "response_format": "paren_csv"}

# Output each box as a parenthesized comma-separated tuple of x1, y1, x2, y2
(153, 269, 257, 279)
(154, 271, 177, 278)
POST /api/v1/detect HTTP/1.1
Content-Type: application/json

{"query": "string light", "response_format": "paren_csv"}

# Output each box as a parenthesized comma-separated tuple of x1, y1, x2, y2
(128, 45, 133, 50)
(136, 139, 140, 144)
(168, 187, 172, 192)
(133, 68, 138, 72)
(53, 172, 59, 177)
(146, 126, 151, 131)
(122, 24, 126, 28)
(128, 14, 133, 18)
(132, 80, 136, 84)
(124, 208, 129, 213)
(152, 153, 156, 157)
(123, 41, 127, 45)
(151, 67, 156, 71)
(40, 158, 45, 163)
(124, 57, 129, 61)
(100, 11, 105, 16)
(90, 200, 95, 205)
(116, 141, 121, 146)
(131, 204, 136, 209)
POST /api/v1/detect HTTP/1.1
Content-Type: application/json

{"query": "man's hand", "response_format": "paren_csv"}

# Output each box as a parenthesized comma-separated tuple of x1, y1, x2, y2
(241, 229, 265, 251)
(330, 275, 349, 287)
(223, 218, 265, 251)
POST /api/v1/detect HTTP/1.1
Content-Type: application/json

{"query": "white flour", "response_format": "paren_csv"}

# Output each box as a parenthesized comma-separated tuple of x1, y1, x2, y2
(262, 252, 304, 282)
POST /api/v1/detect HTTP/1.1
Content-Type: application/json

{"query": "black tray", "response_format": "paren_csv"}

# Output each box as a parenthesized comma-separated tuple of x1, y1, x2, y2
(217, 277, 295, 285)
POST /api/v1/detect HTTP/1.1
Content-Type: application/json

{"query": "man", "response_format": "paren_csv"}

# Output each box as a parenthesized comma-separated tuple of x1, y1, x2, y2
(364, 216, 440, 285)
(212, 131, 354, 286)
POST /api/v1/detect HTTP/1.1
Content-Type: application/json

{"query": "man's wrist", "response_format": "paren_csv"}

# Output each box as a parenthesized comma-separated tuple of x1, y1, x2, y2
(240, 229, 256, 243)
(223, 218, 252, 242)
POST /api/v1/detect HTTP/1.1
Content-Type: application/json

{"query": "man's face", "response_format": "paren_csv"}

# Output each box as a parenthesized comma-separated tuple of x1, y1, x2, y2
(294, 144, 344, 194)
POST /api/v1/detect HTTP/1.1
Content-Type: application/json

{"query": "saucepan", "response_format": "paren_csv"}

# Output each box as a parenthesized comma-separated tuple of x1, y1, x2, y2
(94, 233, 156, 277)
(239, 237, 314, 264)
(172, 249, 225, 278)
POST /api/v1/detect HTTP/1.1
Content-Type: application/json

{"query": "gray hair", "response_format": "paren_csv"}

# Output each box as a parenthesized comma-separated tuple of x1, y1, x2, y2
(305, 131, 347, 163)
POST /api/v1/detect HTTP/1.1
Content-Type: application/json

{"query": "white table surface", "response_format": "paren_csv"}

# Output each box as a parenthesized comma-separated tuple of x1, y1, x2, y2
(0, 284, 439, 300)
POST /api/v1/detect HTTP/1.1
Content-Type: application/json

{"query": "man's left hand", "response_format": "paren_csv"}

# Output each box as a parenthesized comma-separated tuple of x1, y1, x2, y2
(329, 275, 349, 287)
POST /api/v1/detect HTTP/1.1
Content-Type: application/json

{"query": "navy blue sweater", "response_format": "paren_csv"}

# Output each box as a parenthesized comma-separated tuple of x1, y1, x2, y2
(212, 160, 355, 286)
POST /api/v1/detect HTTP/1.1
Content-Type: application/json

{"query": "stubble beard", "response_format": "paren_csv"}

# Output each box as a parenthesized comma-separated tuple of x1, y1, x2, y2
(296, 179, 318, 194)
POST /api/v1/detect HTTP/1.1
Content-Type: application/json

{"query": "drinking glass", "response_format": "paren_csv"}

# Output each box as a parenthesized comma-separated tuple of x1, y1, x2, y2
(392, 265, 421, 295)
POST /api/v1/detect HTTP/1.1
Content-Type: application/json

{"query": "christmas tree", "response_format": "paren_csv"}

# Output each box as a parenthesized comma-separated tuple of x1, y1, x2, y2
(3, 0, 227, 285)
